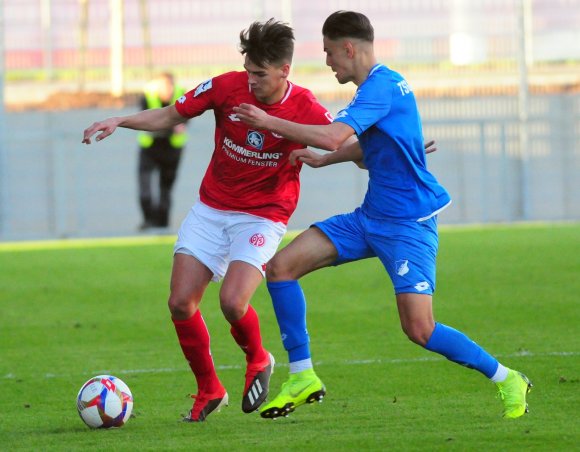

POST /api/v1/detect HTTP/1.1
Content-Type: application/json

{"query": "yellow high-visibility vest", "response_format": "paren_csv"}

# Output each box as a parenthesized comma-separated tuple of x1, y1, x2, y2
(137, 84, 187, 149)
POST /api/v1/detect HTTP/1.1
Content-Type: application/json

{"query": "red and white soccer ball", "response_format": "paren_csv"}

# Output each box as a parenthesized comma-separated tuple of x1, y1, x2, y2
(77, 375, 133, 429)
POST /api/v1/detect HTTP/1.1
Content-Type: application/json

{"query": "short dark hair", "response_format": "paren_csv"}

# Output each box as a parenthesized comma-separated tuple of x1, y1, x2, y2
(239, 18, 295, 68)
(322, 11, 374, 42)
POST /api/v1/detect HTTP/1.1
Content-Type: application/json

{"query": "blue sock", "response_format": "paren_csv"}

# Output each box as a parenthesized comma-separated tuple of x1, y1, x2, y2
(267, 280, 310, 363)
(425, 322, 499, 378)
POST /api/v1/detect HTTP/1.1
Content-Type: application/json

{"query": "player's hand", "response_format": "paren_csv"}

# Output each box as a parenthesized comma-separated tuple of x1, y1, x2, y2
(424, 140, 437, 154)
(173, 123, 187, 134)
(82, 118, 120, 144)
(233, 104, 268, 128)
(289, 148, 326, 168)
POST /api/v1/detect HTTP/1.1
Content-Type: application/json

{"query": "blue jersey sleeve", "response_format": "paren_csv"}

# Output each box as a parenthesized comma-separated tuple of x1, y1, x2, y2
(334, 71, 393, 135)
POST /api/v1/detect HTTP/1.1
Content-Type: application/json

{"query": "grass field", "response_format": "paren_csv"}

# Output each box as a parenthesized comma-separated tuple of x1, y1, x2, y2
(1, 223, 579, 451)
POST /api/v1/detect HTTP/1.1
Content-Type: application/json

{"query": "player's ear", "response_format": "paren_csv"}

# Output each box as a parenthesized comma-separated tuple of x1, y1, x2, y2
(280, 63, 291, 79)
(344, 40, 355, 58)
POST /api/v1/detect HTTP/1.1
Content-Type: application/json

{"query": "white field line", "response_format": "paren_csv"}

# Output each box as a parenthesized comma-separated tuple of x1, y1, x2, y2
(2, 350, 577, 380)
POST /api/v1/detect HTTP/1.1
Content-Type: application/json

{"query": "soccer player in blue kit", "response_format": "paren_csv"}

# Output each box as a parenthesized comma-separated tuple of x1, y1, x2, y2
(234, 10, 532, 420)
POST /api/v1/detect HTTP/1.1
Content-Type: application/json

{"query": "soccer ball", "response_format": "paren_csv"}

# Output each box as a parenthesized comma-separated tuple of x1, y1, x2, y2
(77, 375, 133, 429)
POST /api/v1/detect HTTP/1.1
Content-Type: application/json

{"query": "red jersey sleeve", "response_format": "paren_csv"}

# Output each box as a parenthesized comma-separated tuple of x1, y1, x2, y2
(174, 73, 234, 118)
(298, 93, 334, 127)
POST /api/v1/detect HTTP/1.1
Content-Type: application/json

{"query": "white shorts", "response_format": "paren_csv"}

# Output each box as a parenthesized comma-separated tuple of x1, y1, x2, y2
(174, 201, 287, 282)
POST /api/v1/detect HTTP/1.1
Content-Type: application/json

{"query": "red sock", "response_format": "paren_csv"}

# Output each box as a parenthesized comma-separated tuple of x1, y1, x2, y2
(172, 310, 222, 394)
(230, 305, 268, 364)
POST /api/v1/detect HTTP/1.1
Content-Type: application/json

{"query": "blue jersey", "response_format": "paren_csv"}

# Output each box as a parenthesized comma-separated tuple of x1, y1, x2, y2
(334, 64, 451, 221)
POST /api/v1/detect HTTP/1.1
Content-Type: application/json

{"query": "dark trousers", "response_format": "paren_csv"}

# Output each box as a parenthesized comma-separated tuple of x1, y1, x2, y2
(138, 138, 182, 228)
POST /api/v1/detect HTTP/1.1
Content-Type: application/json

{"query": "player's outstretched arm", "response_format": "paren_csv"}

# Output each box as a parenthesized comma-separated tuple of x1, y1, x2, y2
(82, 116, 122, 144)
(82, 105, 184, 144)
(234, 103, 353, 151)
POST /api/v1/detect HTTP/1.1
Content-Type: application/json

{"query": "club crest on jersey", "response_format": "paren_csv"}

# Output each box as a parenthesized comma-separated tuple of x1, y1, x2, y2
(246, 131, 265, 150)
(249, 233, 266, 247)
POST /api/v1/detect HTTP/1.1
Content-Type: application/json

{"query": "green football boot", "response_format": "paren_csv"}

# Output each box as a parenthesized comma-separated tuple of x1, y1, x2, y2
(496, 369, 533, 419)
(260, 368, 326, 419)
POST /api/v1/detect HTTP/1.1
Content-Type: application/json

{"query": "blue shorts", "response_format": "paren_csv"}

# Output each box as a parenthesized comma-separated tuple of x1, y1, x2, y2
(313, 208, 439, 295)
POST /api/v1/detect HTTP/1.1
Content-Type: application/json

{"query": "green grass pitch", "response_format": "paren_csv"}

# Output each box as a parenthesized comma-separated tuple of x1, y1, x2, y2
(1, 223, 579, 451)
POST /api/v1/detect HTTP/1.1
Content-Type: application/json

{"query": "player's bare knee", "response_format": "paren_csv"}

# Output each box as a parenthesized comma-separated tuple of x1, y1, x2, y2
(219, 294, 247, 322)
(221, 305, 245, 323)
(167, 292, 196, 319)
(401, 322, 432, 346)
(265, 254, 294, 281)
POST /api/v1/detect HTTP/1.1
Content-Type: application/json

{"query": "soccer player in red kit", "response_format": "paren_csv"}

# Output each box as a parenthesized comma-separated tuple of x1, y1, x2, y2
(82, 19, 333, 422)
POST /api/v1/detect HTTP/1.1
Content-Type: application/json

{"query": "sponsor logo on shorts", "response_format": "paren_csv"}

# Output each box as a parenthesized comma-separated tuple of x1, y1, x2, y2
(249, 233, 266, 247)
(396, 260, 409, 276)
(414, 281, 430, 292)
(261, 263, 267, 272)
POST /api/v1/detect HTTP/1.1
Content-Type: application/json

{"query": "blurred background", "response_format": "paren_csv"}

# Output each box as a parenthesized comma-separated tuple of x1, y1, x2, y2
(1, 0, 579, 240)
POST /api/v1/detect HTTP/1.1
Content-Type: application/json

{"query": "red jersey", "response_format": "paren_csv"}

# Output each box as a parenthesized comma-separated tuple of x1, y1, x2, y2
(174, 71, 332, 224)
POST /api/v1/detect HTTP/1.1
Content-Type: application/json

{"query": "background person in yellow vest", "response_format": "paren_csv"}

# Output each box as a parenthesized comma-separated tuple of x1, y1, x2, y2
(137, 72, 188, 230)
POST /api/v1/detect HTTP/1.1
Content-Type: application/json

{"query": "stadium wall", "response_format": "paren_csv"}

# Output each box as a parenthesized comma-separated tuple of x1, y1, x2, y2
(1, 94, 579, 240)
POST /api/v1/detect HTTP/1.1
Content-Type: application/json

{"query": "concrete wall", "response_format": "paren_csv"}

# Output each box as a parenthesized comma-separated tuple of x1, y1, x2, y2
(1, 94, 579, 241)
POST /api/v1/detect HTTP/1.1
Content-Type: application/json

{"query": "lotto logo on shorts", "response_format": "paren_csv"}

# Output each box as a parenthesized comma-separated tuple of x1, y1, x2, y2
(249, 233, 266, 247)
